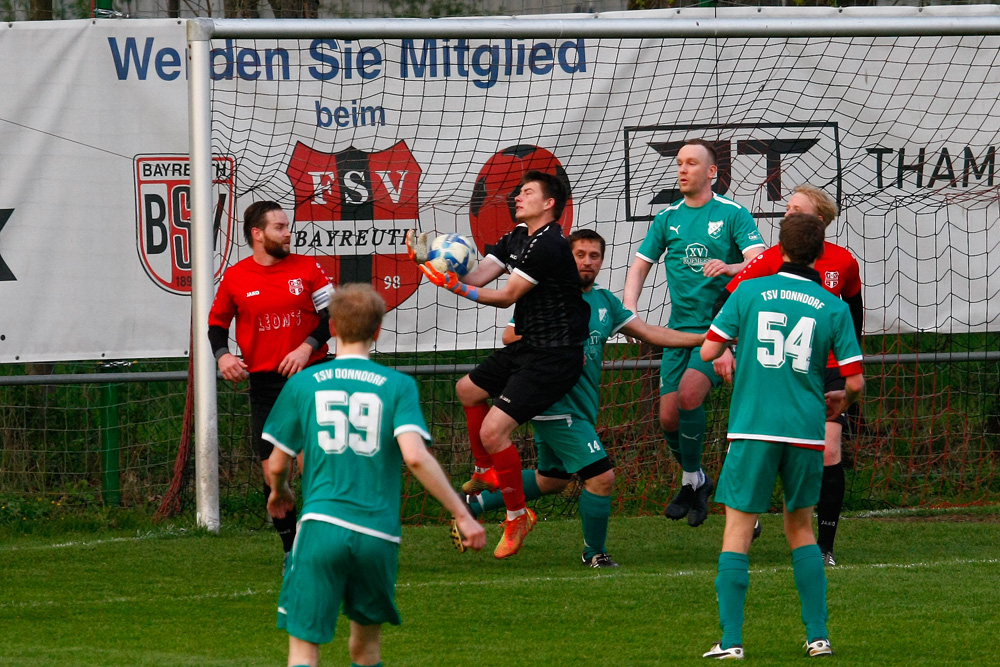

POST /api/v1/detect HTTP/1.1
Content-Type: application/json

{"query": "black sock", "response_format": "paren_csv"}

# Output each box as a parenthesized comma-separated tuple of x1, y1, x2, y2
(817, 463, 845, 553)
(264, 483, 298, 553)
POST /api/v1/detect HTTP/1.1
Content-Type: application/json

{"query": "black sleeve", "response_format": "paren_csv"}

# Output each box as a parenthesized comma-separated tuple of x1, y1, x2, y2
(845, 291, 864, 345)
(487, 230, 512, 265)
(207, 325, 231, 360)
(305, 315, 331, 351)
(712, 287, 732, 318)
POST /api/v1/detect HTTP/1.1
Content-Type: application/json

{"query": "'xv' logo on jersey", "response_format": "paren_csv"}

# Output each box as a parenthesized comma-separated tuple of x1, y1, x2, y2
(682, 244, 710, 272)
(286, 141, 423, 311)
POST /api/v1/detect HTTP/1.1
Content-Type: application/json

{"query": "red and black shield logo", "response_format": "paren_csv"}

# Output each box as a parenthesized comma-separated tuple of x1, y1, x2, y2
(824, 270, 840, 290)
(286, 141, 422, 311)
(135, 155, 236, 295)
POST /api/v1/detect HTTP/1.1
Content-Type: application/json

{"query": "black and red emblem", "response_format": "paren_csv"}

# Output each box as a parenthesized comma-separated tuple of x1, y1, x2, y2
(135, 155, 236, 295)
(286, 141, 422, 311)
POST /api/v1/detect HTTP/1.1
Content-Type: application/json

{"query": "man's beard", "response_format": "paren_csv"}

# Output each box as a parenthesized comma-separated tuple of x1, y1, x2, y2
(264, 236, 289, 259)
(579, 274, 596, 289)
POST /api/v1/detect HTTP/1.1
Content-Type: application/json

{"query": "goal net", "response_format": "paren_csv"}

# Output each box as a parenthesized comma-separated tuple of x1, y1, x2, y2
(184, 7, 1000, 521)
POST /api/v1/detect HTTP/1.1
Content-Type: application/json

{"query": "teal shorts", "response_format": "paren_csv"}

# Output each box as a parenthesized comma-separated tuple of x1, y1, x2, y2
(715, 439, 823, 513)
(532, 414, 608, 475)
(277, 518, 401, 644)
(659, 346, 722, 395)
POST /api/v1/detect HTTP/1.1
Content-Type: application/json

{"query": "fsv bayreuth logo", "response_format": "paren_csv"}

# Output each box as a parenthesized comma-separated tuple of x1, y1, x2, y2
(286, 141, 423, 312)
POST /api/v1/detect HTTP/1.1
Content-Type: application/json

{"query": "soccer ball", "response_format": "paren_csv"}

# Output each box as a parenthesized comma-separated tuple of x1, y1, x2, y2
(468, 144, 573, 252)
(427, 234, 477, 277)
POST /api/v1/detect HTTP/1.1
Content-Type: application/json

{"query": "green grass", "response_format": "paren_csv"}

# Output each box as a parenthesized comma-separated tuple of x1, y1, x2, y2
(1, 510, 998, 666)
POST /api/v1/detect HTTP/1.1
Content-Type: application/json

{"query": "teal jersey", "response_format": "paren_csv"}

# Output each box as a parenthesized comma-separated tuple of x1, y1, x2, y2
(538, 285, 635, 423)
(710, 271, 863, 447)
(636, 194, 764, 332)
(262, 355, 431, 543)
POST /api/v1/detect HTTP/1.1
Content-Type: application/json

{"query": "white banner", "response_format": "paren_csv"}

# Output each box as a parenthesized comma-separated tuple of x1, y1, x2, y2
(2, 10, 999, 362)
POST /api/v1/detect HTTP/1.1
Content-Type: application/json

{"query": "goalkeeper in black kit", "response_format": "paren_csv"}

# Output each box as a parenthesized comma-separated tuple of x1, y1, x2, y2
(407, 170, 588, 559)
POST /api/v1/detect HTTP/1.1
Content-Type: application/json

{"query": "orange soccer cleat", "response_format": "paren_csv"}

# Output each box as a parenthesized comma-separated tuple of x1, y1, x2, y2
(461, 468, 500, 495)
(493, 508, 537, 559)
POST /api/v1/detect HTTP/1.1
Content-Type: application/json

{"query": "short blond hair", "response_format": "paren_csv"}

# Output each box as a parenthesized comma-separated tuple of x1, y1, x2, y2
(793, 184, 838, 227)
(329, 284, 385, 343)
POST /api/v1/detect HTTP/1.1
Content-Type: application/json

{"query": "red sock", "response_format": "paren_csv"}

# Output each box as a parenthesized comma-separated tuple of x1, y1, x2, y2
(463, 403, 492, 469)
(491, 445, 525, 511)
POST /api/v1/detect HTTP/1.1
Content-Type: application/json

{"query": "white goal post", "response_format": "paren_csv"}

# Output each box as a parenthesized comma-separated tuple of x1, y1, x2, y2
(186, 11, 1000, 530)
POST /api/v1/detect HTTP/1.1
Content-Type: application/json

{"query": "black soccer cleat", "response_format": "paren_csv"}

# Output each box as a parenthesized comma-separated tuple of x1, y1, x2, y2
(751, 519, 762, 542)
(688, 475, 716, 527)
(582, 552, 620, 568)
(665, 483, 697, 520)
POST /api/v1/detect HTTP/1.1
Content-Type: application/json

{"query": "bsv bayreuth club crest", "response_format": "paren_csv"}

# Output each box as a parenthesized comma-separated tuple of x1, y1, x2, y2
(134, 155, 236, 295)
(286, 141, 422, 311)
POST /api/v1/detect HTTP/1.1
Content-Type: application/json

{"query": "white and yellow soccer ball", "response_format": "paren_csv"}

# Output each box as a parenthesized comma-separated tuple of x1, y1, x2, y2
(427, 233, 477, 277)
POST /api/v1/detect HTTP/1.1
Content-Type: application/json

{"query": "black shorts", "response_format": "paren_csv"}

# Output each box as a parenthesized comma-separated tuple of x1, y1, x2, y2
(469, 341, 583, 425)
(825, 367, 849, 429)
(249, 371, 289, 461)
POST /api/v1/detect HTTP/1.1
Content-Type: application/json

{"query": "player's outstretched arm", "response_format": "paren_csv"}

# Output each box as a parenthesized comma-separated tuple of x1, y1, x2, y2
(398, 432, 486, 551)
(462, 259, 505, 288)
(623, 257, 653, 312)
(620, 318, 704, 349)
(266, 449, 296, 519)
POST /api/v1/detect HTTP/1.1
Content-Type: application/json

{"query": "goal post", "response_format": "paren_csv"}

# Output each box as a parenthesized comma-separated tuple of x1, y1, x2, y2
(187, 11, 1000, 528)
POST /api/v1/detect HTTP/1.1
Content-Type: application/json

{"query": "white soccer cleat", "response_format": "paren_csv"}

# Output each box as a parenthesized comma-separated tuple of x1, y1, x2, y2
(805, 638, 833, 657)
(703, 643, 744, 659)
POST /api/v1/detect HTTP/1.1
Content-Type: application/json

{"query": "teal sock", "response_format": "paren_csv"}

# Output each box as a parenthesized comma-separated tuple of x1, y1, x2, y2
(350, 663, 382, 667)
(792, 544, 829, 642)
(716, 551, 750, 649)
(477, 470, 540, 513)
(678, 406, 707, 473)
(663, 430, 683, 466)
(579, 489, 612, 559)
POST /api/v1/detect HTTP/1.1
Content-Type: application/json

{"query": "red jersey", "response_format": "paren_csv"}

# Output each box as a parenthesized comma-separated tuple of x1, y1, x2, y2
(726, 242, 862, 368)
(209, 254, 332, 373)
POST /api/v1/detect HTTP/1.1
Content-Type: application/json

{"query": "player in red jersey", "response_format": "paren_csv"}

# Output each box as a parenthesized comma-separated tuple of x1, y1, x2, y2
(208, 201, 334, 566)
(713, 185, 863, 566)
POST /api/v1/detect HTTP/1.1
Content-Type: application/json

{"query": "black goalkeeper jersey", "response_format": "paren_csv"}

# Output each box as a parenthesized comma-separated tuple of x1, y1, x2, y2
(487, 222, 588, 348)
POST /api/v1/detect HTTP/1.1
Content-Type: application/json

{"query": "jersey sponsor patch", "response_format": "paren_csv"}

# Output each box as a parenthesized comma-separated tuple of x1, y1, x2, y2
(683, 243, 710, 271)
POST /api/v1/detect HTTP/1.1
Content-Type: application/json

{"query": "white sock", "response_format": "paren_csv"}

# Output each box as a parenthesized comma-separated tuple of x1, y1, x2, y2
(682, 469, 704, 490)
(506, 508, 526, 521)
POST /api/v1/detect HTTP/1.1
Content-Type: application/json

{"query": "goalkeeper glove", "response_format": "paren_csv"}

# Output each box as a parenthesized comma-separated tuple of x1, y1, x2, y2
(405, 229, 429, 265)
(419, 262, 478, 301)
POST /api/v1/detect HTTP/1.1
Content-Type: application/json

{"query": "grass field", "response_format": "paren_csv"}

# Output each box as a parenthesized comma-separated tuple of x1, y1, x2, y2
(2, 509, 998, 666)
